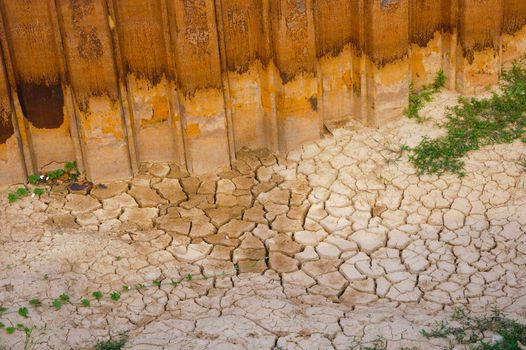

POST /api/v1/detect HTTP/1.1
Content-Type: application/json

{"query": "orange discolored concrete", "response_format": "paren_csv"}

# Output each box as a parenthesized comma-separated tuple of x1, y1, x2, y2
(0, 47, 25, 185)
(56, 0, 132, 182)
(0, 0, 525, 186)
(0, 0, 76, 172)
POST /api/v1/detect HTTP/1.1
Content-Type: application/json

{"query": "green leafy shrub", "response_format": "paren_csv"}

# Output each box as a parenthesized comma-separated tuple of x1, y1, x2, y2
(408, 58, 526, 176)
(405, 70, 446, 122)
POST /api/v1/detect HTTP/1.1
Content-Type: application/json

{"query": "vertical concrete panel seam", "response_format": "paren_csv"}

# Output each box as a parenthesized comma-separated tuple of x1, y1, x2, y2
(103, 0, 139, 175)
(262, 0, 279, 152)
(159, 0, 189, 171)
(48, 0, 87, 175)
(0, 33, 28, 181)
(212, 0, 236, 162)
(498, 0, 505, 77)
(0, 5, 36, 175)
(312, 0, 325, 130)
(448, 0, 459, 90)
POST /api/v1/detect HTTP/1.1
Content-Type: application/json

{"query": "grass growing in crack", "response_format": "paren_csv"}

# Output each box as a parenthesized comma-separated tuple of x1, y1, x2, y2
(349, 335, 388, 350)
(405, 69, 446, 122)
(421, 307, 526, 350)
(95, 336, 127, 350)
(408, 58, 526, 177)
(0, 258, 268, 349)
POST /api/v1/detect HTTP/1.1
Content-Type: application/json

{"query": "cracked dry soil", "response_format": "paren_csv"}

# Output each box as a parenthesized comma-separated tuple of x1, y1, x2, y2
(1, 91, 525, 349)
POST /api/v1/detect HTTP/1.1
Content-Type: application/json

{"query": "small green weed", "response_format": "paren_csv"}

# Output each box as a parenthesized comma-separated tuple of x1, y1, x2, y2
(18, 308, 28, 318)
(7, 193, 18, 203)
(405, 69, 446, 122)
(95, 336, 127, 350)
(28, 299, 41, 308)
(349, 335, 388, 350)
(421, 307, 526, 349)
(109, 292, 121, 301)
(27, 174, 40, 185)
(408, 58, 526, 176)
(0, 257, 266, 349)
(32, 188, 45, 196)
(51, 300, 62, 310)
(152, 280, 161, 287)
(7, 161, 80, 203)
(7, 187, 36, 203)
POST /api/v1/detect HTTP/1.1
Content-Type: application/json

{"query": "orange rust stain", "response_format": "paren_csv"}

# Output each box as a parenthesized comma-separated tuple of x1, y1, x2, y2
(342, 70, 353, 90)
(147, 95, 170, 126)
(277, 73, 318, 121)
(186, 123, 201, 137)
(411, 48, 426, 82)
(376, 59, 409, 86)
(101, 113, 124, 139)
(0, 142, 7, 160)
(410, 31, 442, 88)
(80, 96, 125, 140)
(457, 46, 500, 93)
(181, 88, 224, 118)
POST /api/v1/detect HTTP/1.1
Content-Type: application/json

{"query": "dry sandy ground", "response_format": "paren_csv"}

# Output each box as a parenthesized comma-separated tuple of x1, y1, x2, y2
(1, 91, 525, 349)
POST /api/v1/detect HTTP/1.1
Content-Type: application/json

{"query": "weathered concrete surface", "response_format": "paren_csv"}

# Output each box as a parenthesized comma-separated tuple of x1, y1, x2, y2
(1, 92, 525, 349)
(0, 1, 525, 185)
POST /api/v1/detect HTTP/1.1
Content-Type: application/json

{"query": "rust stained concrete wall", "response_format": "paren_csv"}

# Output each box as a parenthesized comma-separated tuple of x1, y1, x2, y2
(0, 0, 525, 185)
(0, 0, 77, 173)
(502, 0, 526, 65)
(111, 0, 184, 166)
(0, 38, 25, 185)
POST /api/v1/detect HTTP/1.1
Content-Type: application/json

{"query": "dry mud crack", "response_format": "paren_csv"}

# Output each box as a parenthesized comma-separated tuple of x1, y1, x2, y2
(1, 92, 525, 349)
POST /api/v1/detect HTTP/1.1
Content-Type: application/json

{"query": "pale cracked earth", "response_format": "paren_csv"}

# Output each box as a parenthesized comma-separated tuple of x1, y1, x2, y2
(1, 91, 526, 350)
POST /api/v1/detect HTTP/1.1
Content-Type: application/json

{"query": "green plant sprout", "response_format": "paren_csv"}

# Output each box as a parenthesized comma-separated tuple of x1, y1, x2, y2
(405, 69, 446, 122)
(0, 258, 269, 349)
(6, 161, 81, 203)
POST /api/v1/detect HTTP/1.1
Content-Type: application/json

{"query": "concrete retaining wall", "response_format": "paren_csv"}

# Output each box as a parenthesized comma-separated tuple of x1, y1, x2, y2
(1, 0, 525, 185)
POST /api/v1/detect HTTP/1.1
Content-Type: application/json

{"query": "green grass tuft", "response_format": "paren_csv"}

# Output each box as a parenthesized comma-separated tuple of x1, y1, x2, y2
(421, 307, 526, 350)
(95, 337, 127, 350)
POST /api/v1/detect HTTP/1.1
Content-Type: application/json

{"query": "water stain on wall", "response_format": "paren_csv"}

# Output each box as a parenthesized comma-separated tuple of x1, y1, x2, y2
(16, 81, 64, 129)
(503, 0, 526, 34)
(458, 0, 502, 64)
(271, 0, 316, 84)
(314, 0, 353, 58)
(0, 106, 14, 144)
(365, 0, 409, 67)
(409, 0, 450, 47)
